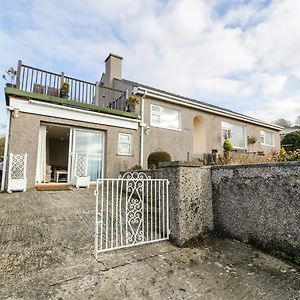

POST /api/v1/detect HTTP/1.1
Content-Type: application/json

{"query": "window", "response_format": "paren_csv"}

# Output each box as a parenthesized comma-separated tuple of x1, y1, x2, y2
(260, 130, 274, 146)
(118, 133, 132, 155)
(221, 121, 246, 149)
(150, 104, 181, 130)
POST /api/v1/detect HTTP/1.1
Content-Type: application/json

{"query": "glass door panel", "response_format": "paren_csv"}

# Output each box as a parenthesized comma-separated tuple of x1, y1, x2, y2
(72, 129, 104, 181)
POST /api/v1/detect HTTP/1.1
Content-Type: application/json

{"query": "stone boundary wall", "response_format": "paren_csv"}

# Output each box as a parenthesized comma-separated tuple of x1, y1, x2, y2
(139, 162, 213, 245)
(211, 162, 300, 258)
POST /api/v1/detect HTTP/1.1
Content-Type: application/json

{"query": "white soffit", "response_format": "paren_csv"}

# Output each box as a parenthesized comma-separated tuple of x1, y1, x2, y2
(9, 98, 139, 130)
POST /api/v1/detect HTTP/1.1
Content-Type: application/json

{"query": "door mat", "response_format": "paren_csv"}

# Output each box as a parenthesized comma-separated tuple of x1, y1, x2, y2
(36, 183, 72, 191)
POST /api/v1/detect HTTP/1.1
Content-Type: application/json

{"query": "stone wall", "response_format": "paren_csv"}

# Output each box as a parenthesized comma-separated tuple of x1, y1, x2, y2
(211, 162, 300, 258)
(141, 162, 214, 246)
(140, 161, 300, 258)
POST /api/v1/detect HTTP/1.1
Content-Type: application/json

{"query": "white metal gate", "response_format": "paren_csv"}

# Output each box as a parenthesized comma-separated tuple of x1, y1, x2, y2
(94, 172, 170, 257)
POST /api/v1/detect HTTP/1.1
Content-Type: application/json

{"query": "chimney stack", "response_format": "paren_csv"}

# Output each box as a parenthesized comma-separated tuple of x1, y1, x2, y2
(104, 53, 123, 88)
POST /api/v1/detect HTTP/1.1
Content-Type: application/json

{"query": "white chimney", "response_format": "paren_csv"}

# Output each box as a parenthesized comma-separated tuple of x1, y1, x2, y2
(104, 53, 123, 88)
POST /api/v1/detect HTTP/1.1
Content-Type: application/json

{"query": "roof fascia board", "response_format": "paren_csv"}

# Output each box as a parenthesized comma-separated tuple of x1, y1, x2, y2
(136, 87, 283, 131)
(9, 98, 139, 130)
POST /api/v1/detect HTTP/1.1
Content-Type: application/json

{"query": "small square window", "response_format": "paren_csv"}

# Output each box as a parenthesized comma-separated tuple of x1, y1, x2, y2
(260, 130, 274, 146)
(118, 133, 132, 155)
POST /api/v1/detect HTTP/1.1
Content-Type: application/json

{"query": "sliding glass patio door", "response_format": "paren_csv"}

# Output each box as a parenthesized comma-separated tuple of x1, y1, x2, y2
(70, 129, 104, 182)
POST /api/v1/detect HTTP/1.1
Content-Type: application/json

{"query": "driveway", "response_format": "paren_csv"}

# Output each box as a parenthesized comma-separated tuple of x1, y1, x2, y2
(0, 189, 299, 299)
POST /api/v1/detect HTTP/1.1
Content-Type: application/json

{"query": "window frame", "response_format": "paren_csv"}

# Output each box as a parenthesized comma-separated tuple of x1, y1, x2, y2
(260, 130, 275, 147)
(221, 121, 247, 150)
(150, 104, 181, 131)
(118, 133, 132, 156)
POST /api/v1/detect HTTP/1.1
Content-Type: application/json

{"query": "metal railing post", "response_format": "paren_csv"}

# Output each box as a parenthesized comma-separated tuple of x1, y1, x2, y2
(95, 81, 100, 105)
(60, 72, 64, 88)
(15, 60, 22, 89)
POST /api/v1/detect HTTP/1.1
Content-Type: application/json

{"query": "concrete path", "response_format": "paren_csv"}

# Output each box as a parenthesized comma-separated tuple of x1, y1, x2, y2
(0, 189, 299, 299)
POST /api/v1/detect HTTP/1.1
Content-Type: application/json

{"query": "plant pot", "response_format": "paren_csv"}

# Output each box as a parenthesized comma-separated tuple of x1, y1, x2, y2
(74, 176, 90, 188)
(60, 94, 69, 99)
(7, 178, 27, 192)
(6, 83, 17, 88)
(126, 103, 135, 112)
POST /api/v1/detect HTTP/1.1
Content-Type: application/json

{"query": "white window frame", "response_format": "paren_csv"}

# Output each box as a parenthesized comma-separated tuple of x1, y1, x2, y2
(150, 104, 181, 131)
(221, 121, 247, 150)
(118, 133, 132, 156)
(260, 130, 275, 147)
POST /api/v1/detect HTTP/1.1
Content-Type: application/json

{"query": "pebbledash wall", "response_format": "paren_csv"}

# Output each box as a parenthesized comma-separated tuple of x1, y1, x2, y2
(145, 161, 300, 259)
(141, 162, 213, 245)
(211, 162, 300, 258)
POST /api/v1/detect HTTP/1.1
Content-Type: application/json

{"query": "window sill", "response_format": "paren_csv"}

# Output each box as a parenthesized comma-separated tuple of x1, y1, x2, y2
(150, 124, 181, 132)
(117, 153, 134, 157)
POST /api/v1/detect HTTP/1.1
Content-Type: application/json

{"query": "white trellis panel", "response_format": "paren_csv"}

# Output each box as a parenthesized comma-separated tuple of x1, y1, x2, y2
(74, 153, 90, 188)
(74, 153, 88, 177)
(94, 172, 170, 258)
(7, 153, 27, 193)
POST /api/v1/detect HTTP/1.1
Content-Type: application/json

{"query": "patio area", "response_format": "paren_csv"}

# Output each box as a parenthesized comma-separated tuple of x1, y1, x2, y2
(0, 189, 299, 299)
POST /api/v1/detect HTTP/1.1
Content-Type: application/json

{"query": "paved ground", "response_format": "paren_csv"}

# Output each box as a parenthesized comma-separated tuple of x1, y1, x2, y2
(0, 188, 299, 300)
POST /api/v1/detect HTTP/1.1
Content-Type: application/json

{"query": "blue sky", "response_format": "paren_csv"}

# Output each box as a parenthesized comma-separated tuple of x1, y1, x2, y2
(1, 0, 300, 134)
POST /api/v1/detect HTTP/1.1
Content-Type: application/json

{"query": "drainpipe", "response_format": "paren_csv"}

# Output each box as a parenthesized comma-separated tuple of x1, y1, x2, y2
(1, 109, 11, 191)
(139, 90, 147, 167)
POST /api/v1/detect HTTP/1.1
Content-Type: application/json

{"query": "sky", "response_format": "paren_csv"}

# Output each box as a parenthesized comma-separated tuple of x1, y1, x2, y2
(1, 0, 300, 134)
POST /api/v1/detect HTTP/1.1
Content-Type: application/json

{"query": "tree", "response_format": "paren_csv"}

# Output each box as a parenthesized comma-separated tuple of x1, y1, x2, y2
(0, 135, 5, 158)
(273, 118, 292, 128)
(281, 131, 300, 151)
(295, 115, 300, 126)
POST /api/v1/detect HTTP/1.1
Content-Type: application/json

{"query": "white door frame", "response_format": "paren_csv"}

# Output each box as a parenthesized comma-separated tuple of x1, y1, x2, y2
(70, 128, 105, 184)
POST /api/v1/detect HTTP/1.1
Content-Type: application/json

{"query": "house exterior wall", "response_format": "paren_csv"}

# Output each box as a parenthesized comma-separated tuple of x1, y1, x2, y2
(8, 111, 140, 189)
(139, 96, 280, 167)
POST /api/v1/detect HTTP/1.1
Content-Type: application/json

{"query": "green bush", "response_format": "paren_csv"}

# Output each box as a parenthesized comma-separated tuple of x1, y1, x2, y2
(274, 147, 300, 162)
(0, 136, 5, 158)
(281, 130, 300, 151)
(147, 151, 171, 169)
(223, 138, 233, 152)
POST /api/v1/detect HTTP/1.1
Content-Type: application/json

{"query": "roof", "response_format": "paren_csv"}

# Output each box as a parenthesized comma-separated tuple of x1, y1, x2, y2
(280, 127, 300, 135)
(119, 78, 283, 131)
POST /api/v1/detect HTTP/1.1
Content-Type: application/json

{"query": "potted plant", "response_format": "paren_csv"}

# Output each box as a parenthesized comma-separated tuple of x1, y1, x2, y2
(74, 172, 90, 188)
(223, 129, 233, 163)
(2, 67, 17, 88)
(126, 95, 139, 112)
(247, 136, 257, 145)
(60, 82, 70, 99)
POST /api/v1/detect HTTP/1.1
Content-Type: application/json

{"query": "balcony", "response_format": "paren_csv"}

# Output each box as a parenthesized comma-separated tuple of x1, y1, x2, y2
(7, 60, 132, 115)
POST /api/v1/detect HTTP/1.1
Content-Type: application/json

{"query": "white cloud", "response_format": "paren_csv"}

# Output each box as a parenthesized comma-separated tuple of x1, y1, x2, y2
(247, 96, 300, 123)
(0, 0, 300, 128)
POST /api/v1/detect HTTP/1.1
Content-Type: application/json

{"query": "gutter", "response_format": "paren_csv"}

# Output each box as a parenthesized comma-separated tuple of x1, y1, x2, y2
(140, 90, 147, 167)
(1, 109, 11, 191)
(134, 87, 283, 131)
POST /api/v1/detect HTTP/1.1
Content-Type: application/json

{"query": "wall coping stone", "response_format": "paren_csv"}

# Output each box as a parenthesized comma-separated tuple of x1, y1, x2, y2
(159, 161, 204, 168)
(211, 161, 300, 170)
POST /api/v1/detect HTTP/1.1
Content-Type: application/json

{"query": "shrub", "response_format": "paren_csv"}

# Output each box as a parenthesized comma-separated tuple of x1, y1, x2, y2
(281, 130, 300, 151)
(0, 136, 5, 158)
(130, 164, 143, 170)
(217, 152, 275, 165)
(274, 147, 300, 162)
(223, 138, 233, 152)
(147, 151, 171, 169)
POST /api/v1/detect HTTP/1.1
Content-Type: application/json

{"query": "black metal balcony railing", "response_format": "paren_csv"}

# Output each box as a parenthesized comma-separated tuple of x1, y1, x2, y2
(15, 60, 128, 112)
